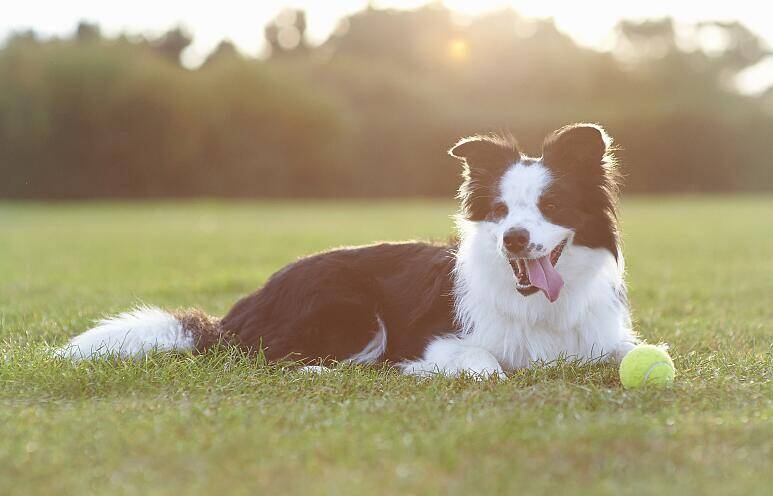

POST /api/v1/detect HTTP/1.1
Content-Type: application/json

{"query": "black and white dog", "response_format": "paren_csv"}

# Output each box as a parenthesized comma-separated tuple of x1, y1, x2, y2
(58, 123, 638, 376)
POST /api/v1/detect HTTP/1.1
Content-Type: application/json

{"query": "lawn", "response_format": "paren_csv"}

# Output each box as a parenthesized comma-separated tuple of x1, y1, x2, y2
(0, 197, 771, 495)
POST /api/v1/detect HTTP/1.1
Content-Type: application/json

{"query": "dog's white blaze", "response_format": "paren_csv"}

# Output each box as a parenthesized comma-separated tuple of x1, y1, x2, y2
(54, 306, 193, 360)
(495, 162, 572, 258)
(345, 316, 387, 364)
(500, 161, 551, 206)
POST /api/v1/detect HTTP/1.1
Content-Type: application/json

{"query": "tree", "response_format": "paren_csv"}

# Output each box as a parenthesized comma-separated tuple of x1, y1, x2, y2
(615, 18, 771, 90)
(202, 40, 241, 68)
(265, 9, 309, 58)
(153, 27, 192, 65)
(76, 21, 101, 43)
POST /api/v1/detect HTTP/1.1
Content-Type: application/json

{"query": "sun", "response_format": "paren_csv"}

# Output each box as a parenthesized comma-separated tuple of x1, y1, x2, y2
(449, 38, 469, 61)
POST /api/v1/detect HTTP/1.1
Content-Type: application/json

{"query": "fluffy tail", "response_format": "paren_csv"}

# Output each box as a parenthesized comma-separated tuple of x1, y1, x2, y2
(55, 306, 223, 360)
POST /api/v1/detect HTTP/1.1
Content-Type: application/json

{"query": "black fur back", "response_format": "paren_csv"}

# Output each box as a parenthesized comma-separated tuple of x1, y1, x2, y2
(219, 242, 456, 363)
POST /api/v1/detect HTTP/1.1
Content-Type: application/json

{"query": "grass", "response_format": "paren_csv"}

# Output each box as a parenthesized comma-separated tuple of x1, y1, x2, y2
(0, 197, 771, 495)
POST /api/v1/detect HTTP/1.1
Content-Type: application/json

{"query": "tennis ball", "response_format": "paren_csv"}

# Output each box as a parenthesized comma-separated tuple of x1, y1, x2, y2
(619, 344, 675, 389)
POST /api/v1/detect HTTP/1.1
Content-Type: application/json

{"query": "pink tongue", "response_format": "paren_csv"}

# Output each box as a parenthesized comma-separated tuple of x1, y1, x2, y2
(525, 256, 564, 303)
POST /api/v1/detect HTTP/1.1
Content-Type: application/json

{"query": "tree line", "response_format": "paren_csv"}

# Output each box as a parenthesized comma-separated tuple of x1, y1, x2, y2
(1, 5, 771, 199)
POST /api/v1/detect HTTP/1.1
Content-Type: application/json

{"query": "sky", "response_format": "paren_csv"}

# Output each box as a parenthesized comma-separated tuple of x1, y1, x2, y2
(3, 0, 772, 93)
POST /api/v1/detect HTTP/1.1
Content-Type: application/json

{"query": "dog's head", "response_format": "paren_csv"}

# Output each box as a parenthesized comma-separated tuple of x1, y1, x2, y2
(449, 124, 620, 302)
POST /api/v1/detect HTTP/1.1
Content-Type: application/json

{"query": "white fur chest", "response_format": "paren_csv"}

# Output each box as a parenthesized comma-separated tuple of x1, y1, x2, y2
(453, 223, 628, 370)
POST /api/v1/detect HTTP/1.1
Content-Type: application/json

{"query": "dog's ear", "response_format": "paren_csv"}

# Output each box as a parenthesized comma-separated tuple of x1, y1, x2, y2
(449, 135, 519, 221)
(449, 135, 520, 170)
(542, 124, 610, 170)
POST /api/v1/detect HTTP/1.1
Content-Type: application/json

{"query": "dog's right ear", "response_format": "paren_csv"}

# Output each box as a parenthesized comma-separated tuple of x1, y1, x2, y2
(449, 135, 520, 221)
(448, 135, 520, 170)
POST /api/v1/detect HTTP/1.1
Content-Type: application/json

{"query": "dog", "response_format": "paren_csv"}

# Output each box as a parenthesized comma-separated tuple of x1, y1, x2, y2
(57, 123, 638, 377)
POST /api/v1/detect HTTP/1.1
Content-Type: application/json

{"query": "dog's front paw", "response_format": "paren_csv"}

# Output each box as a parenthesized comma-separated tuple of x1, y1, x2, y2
(612, 340, 638, 363)
(457, 348, 506, 380)
(401, 345, 506, 380)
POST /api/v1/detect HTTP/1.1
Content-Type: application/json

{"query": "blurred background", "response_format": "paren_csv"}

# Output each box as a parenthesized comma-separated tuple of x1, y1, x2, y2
(1, 0, 772, 199)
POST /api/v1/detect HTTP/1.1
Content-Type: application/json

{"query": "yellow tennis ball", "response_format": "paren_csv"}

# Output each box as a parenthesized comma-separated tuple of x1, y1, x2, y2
(619, 344, 675, 389)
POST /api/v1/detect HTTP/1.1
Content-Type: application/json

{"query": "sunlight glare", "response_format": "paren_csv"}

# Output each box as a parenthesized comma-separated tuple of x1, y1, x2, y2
(448, 38, 469, 61)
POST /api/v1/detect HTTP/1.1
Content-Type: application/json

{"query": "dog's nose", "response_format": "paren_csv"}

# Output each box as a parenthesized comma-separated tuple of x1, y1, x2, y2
(504, 228, 530, 254)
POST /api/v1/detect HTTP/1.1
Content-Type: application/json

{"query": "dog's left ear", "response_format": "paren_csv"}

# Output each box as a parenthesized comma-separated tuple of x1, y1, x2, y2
(449, 135, 520, 171)
(542, 124, 610, 169)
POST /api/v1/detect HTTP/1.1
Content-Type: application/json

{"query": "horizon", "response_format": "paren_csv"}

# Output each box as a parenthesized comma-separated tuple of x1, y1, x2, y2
(3, 0, 773, 94)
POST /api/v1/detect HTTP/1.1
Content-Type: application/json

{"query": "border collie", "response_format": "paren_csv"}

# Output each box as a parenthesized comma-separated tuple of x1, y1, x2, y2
(57, 123, 638, 377)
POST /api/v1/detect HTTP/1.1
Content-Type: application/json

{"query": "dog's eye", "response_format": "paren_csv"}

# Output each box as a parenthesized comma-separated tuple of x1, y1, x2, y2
(491, 202, 508, 218)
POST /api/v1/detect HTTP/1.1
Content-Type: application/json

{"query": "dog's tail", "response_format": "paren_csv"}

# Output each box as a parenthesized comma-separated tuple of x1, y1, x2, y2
(55, 306, 226, 360)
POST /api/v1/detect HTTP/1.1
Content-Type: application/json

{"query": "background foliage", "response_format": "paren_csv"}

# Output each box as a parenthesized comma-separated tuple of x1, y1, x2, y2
(1, 5, 771, 198)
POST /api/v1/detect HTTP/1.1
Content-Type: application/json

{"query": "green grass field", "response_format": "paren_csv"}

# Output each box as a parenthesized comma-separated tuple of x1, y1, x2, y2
(1, 198, 771, 495)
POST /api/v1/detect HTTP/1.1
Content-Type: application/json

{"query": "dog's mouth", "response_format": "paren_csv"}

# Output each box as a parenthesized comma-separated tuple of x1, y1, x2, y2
(508, 240, 567, 302)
